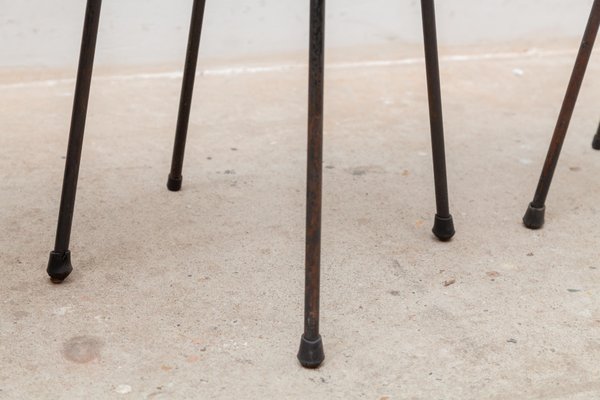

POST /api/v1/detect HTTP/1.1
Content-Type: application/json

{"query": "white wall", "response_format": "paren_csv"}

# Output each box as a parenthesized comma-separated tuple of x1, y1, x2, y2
(0, 0, 595, 67)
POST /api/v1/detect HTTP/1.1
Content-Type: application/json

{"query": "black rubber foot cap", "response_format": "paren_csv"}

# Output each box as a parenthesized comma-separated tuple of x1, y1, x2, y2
(592, 134, 600, 150)
(47, 250, 73, 283)
(167, 174, 182, 192)
(297, 335, 324, 369)
(432, 214, 455, 241)
(523, 203, 545, 230)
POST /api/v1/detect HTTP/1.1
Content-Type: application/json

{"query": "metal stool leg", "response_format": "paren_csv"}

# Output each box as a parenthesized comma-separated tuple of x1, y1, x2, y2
(167, 0, 207, 191)
(420, 0, 455, 241)
(523, 0, 600, 229)
(592, 121, 600, 149)
(47, 0, 102, 283)
(297, 0, 325, 369)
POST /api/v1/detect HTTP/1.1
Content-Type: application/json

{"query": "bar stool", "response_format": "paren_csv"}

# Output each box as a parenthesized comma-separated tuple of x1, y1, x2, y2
(523, 0, 600, 229)
(46, 0, 455, 369)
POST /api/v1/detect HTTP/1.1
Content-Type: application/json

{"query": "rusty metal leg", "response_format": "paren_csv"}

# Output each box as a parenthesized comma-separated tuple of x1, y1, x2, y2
(47, 0, 102, 283)
(592, 121, 600, 149)
(421, 0, 455, 241)
(523, 0, 600, 229)
(167, 0, 207, 191)
(298, 0, 325, 369)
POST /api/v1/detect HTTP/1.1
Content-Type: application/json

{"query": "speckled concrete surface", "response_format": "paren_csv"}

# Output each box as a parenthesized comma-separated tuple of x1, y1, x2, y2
(1, 42, 600, 399)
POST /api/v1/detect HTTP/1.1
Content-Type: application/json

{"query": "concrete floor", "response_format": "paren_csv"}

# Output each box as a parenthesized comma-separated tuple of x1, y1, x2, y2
(1, 42, 600, 399)
(1, 0, 595, 67)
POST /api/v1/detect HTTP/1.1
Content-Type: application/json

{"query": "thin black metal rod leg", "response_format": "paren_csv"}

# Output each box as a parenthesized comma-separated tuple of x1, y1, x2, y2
(421, 0, 455, 241)
(167, 0, 207, 191)
(298, 0, 326, 369)
(47, 0, 102, 283)
(523, 0, 600, 229)
(592, 120, 600, 149)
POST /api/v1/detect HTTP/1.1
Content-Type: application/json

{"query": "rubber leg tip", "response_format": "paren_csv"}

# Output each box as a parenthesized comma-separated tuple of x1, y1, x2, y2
(167, 175, 182, 192)
(523, 203, 545, 230)
(47, 250, 73, 283)
(592, 134, 600, 150)
(297, 335, 325, 369)
(432, 214, 455, 241)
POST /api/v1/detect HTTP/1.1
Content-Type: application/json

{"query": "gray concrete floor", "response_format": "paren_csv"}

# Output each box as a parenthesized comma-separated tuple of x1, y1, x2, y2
(1, 42, 600, 399)
(1, 0, 595, 68)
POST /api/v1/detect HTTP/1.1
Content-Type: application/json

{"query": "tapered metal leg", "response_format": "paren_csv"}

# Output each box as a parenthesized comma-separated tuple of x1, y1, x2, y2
(167, 0, 207, 192)
(421, 0, 455, 241)
(298, 0, 325, 370)
(523, 0, 600, 229)
(592, 121, 600, 150)
(47, 0, 102, 283)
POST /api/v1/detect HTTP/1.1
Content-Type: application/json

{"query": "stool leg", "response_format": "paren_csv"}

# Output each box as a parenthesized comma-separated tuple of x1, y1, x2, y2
(167, 0, 207, 191)
(523, 0, 600, 229)
(298, 0, 325, 369)
(47, 0, 102, 283)
(420, 0, 455, 241)
(592, 120, 600, 149)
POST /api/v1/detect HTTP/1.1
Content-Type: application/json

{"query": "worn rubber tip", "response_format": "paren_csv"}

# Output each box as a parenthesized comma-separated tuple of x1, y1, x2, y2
(432, 214, 455, 241)
(592, 134, 600, 150)
(47, 250, 73, 283)
(523, 203, 545, 230)
(297, 335, 324, 369)
(167, 174, 182, 192)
